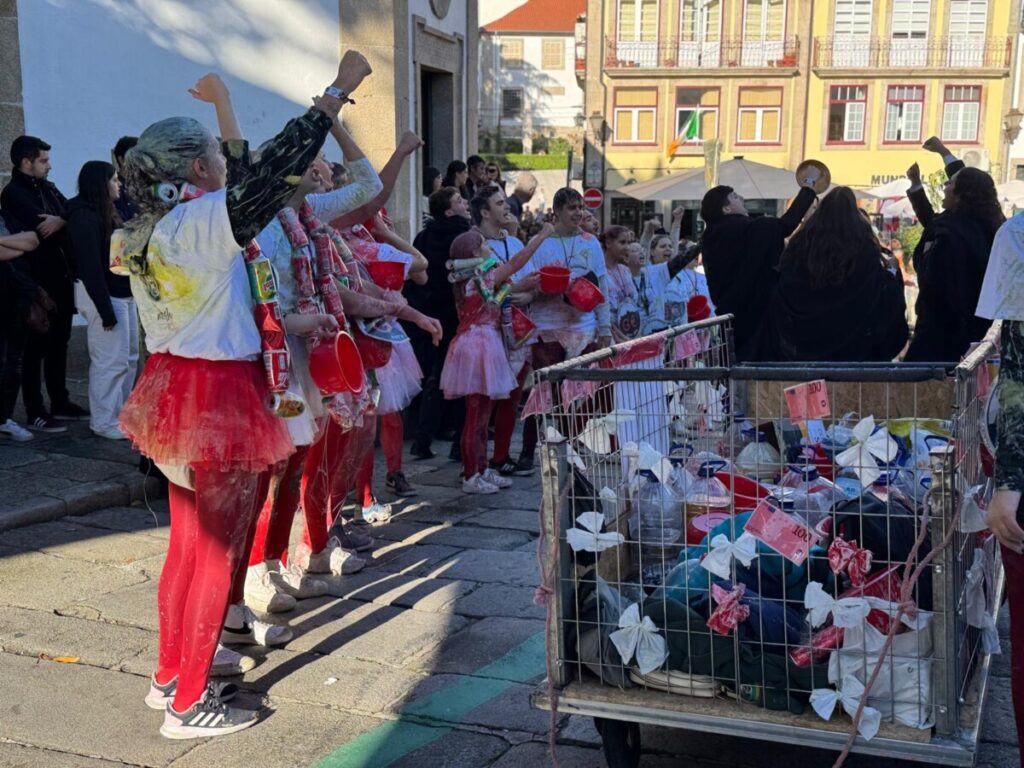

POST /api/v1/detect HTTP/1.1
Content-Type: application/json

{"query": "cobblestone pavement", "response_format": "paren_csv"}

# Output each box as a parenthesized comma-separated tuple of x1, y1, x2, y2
(0, 329, 1017, 767)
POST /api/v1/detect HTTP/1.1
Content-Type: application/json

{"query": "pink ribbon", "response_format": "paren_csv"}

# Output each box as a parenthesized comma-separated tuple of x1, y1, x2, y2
(707, 583, 750, 636)
(828, 537, 873, 588)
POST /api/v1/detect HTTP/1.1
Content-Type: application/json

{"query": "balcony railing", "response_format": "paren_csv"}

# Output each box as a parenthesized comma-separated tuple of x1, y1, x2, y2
(813, 36, 1011, 69)
(605, 37, 800, 70)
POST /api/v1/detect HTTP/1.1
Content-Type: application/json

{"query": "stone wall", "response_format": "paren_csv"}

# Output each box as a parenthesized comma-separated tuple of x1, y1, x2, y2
(0, 0, 24, 188)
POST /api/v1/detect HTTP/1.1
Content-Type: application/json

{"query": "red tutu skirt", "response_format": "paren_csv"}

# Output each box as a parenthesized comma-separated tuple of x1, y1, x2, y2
(120, 353, 294, 473)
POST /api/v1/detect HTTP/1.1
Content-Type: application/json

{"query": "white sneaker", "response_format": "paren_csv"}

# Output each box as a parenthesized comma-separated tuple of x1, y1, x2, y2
(0, 419, 33, 442)
(293, 543, 331, 575)
(267, 561, 329, 599)
(359, 501, 392, 524)
(160, 684, 258, 740)
(243, 563, 297, 614)
(91, 426, 127, 440)
(462, 473, 499, 495)
(220, 603, 293, 647)
(209, 643, 255, 677)
(327, 536, 366, 575)
(481, 467, 513, 489)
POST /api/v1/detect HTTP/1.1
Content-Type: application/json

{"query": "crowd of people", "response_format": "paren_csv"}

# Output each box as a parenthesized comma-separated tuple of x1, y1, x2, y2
(1, 43, 1022, 745)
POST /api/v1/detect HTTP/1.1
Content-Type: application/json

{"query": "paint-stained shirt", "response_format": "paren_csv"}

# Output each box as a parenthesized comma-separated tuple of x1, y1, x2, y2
(997, 320, 1024, 494)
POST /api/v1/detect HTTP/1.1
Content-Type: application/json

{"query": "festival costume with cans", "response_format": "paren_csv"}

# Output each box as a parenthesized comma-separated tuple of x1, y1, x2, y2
(115, 110, 334, 713)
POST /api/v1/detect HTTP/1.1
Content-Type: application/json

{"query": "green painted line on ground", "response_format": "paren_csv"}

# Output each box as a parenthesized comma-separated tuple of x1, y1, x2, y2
(310, 631, 546, 768)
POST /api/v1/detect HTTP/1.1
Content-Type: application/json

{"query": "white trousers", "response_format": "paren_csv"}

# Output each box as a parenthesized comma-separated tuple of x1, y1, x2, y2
(74, 282, 140, 433)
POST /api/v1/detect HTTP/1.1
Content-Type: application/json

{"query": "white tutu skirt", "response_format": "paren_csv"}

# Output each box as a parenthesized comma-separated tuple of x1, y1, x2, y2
(375, 339, 422, 414)
(284, 335, 327, 447)
(440, 325, 517, 400)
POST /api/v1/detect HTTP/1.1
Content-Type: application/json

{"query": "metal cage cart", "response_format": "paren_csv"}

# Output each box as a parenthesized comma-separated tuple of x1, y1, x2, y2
(530, 316, 1003, 768)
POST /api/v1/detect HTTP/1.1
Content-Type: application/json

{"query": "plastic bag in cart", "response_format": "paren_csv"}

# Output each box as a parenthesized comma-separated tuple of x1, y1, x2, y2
(827, 612, 935, 730)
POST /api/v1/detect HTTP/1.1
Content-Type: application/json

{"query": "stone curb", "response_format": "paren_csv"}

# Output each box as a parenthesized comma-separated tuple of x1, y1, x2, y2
(0, 472, 162, 532)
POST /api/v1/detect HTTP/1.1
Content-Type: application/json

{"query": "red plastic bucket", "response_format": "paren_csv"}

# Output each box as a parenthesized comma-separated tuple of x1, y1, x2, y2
(354, 329, 393, 369)
(366, 260, 405, 290)
(686, 512, 731, 546)
(718, 472, 772, 511)
(687, 294, 711, 321)
(309, 332, 365, 395)
(538, 266, 570, 294)
(566, 277, 604, 312)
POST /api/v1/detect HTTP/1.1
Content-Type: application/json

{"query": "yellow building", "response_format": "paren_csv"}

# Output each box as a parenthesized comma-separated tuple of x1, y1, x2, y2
(581, 0, 1021, 232)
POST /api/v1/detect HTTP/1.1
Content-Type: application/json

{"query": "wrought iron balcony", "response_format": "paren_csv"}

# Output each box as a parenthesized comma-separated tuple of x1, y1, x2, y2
(605, 37, 800, 70)
(813, 36, 1011, 69)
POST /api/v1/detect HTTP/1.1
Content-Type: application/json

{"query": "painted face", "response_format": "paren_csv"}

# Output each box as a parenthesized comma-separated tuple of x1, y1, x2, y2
(108, 172, 121, 201)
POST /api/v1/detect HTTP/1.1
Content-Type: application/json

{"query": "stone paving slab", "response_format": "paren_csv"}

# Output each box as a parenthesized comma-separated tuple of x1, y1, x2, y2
(0, 743, 129, 767)
(0, 548, 150, 612)
(419, 616, 545, 679)
(0, 518, 166, 564)
(438, 549, 541, 586)
(450, 583, 546, 620)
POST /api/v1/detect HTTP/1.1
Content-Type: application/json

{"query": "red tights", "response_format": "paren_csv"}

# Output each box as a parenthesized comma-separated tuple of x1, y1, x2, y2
(156, 469, 262, 711)
(462, 394, 494, 480)
(1001, 544, 1024, 767)
(492, 368, 528, 465)
(248, 448, 309, 567)
(355, 411, 403, 507)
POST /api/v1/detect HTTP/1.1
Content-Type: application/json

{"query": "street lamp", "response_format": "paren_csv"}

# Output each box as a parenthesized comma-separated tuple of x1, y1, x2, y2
(588, 112, 608, 145)
(585, 111, 608, 203)
(1004, 107, 1023, 144)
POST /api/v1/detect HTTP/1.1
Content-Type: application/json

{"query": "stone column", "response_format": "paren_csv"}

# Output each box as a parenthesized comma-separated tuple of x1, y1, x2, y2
(0, 0, 25, 189)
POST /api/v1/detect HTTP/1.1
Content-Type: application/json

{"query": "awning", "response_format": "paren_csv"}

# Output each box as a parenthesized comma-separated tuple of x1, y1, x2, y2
(615, 158, 801, 201)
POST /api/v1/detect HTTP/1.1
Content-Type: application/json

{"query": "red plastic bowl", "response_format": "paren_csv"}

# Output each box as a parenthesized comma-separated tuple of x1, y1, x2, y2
(309, 332, 365, 395)
(687, 295, 711, 322)
(366, 260, 405, 290)
(566, 277, 604, 312)
(717, 472, 772, 511)
(687, 512, 731, 546)
(354, 329, 393, 369)
(538, 266, 570, 294)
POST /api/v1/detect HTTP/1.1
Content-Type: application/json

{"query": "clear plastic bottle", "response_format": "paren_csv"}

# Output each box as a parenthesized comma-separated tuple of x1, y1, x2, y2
(629, 470, 684, 586)
(735, 430, 781, 481)
(719, 412, 755, 459)
(779, 464, 846, 527)
(685, 459, 733, 517)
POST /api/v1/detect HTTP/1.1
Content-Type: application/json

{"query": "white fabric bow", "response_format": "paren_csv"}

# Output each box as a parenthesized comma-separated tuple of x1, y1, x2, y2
(566, 511, 625, 554)
(577, 409, 636, 455)
(834, 416, 898, 487)
(701, 533, 759, 580)
(609, 602, 670, 675)
(810, 675, 882, 741)
(959, 485, 988, 534)
(964, 548, 1002, 654)
(805, 581, 871, 629)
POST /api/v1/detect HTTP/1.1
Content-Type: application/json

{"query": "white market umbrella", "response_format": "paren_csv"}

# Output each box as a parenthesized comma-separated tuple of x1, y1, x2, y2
(867, 178, 911, 198)
(880, 197, 916, 218)
(823, 185, 879, 201)
(616, 158, 801, 201)
(997, 179, 1024, 207)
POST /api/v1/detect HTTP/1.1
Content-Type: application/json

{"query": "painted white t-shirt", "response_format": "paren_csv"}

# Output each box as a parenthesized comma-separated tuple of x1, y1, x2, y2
(525, 232, 606, 334)
(487, 233, 530, 282)
(664, 267, 715, 327)
(132, 188, 258, 361)
(632, 261, 673, 336)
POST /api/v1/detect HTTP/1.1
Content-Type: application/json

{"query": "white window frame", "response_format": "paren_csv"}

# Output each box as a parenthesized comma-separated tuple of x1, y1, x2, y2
(678, 0, 722, 67)
(736, 89, 782, 144)
(673, 89, 719, 146)
(617, 0, 659, 42)
(890, 0, 930, 66)
(827, 85, 868, 143)
(948, 0, 989, 67)
(884, 85, 925, 142)
(941, 85, 981, 143)
(833, 0, 873, 66)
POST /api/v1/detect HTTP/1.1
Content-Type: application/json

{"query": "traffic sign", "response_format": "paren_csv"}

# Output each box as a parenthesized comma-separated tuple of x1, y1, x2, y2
(583, 188, 604, 209)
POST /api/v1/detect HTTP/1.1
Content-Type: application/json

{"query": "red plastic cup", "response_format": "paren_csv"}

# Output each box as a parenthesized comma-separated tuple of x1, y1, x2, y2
(366, 260, 405, 290)
(687, 294, 711, 321)
(309, 332, 365, 394)
(566, 277, 604, 312)
(538, 265, 570, 294)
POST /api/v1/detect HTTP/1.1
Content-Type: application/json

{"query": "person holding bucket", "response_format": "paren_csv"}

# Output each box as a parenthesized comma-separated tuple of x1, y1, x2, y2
(441, 223, 553, 493)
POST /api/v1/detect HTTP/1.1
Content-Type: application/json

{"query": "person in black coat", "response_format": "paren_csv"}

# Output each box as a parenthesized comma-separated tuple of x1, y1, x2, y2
(761, 187, 908, 362)
(700, 171, 819, 360)
(66, 161, 139, 440)
(903, 137, 1003, 362)
(1, 135, 88, 429)
(406, 186, 471, 458)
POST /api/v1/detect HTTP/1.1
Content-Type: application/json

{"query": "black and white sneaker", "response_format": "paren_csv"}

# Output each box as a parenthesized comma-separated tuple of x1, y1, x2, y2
(145, 676, 238, 710)
(160, 685, 258, 739)
(511, 454, 535, 476)
(27, 415, 67, 433)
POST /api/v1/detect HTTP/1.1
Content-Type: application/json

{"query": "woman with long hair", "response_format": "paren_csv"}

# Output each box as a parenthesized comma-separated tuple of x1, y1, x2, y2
(67, 160, 139, 439)
(485, 161, 506, 193)
(762, 187, 908, 361)
(904, 166, 1003, 361)
(443, 160, 469, 199)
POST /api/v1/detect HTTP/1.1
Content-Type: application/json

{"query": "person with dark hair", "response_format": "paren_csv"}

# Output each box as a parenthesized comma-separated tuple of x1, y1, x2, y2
(423, 166, 442, 198)
(442, 160, 468, 199)
(408, 185, 472, 459)
(761, 187, 908, 361)
(903, 137, 1002, 362)
(112, 136, 139, 222)
(699, 170, 819, 360)
(465, 154, 487, 199)
(329, 161, 348, 188)
(115, 53, 372, 738)
(0, 213, 40, 441)
(1, 134, 87, 430)
(485, 161, 506, 193)
(67, 161, 139, 439)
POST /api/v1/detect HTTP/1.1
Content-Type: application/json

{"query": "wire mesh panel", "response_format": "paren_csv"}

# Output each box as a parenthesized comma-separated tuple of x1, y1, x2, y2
(533, 317, 1002, 765)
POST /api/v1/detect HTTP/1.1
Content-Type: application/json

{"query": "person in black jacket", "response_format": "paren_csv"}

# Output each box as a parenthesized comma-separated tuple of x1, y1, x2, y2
(903, 137, 1003, 362)
(1, 135, 88, 430)
(700, 170, 819, 360)
(407, 186, 471, 458)
(761, 187, 908, 362)
(67, 161, 139, 440)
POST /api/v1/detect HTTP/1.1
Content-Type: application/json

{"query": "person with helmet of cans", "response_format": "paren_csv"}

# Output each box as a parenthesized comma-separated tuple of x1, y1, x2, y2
(115, 53, 371, 740)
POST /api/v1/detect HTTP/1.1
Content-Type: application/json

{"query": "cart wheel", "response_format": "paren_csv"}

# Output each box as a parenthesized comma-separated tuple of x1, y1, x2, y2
(594, 717, 642, 768)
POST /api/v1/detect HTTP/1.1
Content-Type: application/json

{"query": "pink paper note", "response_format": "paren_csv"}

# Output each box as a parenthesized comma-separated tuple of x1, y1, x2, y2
(784, 379, 831, 422)
(744, 499, 820, 565)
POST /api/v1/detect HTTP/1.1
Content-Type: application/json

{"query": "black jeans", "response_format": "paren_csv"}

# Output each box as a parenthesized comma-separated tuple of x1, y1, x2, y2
(0, 316, 25, 422)
(21, 298, 73, 419)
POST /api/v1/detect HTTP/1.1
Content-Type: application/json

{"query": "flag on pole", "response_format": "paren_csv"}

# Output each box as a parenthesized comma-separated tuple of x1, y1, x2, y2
(667, 111, 700, 158)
